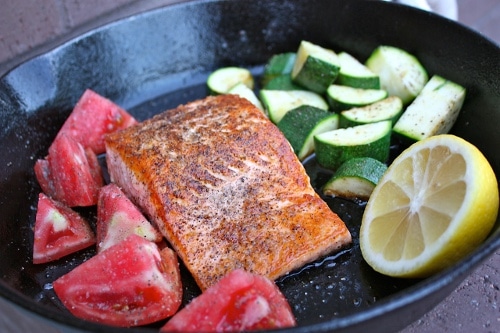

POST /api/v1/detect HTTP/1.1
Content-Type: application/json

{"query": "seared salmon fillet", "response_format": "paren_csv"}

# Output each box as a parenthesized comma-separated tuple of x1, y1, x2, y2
(105, 94, 351, 290)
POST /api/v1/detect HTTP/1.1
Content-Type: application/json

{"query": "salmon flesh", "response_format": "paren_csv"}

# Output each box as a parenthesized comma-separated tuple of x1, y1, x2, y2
(105, 94, 351, 290)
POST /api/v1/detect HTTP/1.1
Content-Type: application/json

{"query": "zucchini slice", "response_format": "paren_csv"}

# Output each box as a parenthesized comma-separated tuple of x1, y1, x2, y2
(291, 40, 340, 94)
(263, 75, 302, 91)
(339, 96, 403, 128)
(326, 85, 388, 112)
(260, 89, 328, 124)
(365, 45, 428, 104)
(393, 75, 466, 142)
(262, 52, 297, 86)
(228, 83, 264, 112)
(207, 67, 254, 95)
(314, 120, 392, 170)
(277, 105, 338, 160)
(323, 157, 387, 200)
(337, 51, 380, 89)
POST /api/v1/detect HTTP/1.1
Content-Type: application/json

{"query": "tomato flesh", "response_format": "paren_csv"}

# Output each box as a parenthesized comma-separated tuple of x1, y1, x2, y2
(97, 183, 162, 252)
(53, 234, 182, 327)
(55, 89, 138, 154)
(160, 269, 296, 332)
(33, 193, 96, 264)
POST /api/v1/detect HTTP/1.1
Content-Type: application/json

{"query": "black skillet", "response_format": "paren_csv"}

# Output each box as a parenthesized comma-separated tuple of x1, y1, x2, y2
(0, 0, 499, 332)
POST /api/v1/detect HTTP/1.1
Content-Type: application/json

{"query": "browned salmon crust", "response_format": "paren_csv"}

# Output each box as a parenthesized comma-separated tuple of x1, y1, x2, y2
(105, 94, 351, 290)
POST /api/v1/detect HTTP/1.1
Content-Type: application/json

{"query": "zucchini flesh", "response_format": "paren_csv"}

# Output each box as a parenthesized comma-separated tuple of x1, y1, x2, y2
(339, 96, 403, 127)
(338, 52, 380, 89)
(228, 83, 264, 111)
(326, 85, 388, 112)
(207, 67, 254, 95)
(365, 45, 428, 104)
(393, 75, 466, 141)
(260, 89, 328, 124)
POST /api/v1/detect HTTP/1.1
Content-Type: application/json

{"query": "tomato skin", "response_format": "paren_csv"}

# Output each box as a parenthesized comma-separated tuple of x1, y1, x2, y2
(85, 146, 104, 189)
(46, 133, 103, 206)
(53, 234, 182, 327)
(160, 269, 296, 332)
(33, 193, 96, 264)
(34, 158, 55, 197)
(97, 183, 162, 252)
(55, 89, 138, 154)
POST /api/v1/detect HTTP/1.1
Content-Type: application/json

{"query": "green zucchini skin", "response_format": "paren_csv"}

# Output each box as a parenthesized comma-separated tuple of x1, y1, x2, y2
(314, 121, 392, 170)
(323, 157, 388, 200)
(277, 106, 338, 160)
(263, 75, 303, 91)
(337, 52, 380, 89)
(291, 41, 341, 94)
(262, 52, 297, 86)
(314, 136, 390, 170)
(293, 56, 340, 94)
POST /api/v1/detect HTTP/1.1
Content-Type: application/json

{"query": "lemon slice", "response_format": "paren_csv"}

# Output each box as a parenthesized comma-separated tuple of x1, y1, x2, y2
(360, 134, 499, 278)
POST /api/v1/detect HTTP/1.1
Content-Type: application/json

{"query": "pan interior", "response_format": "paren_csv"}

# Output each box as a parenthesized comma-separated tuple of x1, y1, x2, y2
(0, 0, 498, 332)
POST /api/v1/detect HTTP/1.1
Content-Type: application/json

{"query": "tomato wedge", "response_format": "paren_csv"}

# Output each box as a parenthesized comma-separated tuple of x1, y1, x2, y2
(55, 89, 138, 154)
(53, 234, 182, 327)
(97, 183, 163, 252)
(160, 269, 296, 332)
(45, 134, 103, 206)
(33, 193, 96, 264)
(34, 158, 55, 198)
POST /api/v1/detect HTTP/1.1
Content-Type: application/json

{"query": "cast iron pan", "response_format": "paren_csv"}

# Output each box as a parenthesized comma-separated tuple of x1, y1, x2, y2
(0, 0, 499, 332)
